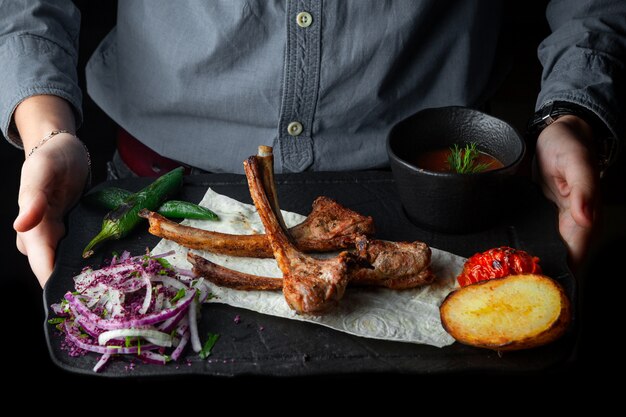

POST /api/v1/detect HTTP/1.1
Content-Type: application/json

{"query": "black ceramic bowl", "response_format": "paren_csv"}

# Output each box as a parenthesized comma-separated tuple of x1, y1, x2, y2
(387, 106, 526, 233)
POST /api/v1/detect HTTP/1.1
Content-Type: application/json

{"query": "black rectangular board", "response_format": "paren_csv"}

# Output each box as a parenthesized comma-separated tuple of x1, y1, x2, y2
(44, 171, 577, 377)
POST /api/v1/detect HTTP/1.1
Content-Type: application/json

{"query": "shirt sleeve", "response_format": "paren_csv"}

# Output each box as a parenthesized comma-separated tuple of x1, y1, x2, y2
(0, 0, 83, 148)
(538, 0, 626, 157)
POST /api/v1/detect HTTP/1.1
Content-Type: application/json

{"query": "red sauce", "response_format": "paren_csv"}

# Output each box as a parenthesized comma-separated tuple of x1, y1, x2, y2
(411, 147, 504, 173)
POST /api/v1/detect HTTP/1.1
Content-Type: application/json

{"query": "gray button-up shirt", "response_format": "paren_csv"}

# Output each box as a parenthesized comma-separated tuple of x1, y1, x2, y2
(1, 0, 624, 173)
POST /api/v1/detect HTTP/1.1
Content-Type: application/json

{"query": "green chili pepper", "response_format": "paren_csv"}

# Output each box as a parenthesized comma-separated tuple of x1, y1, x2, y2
(157, 200, 218, 220)
(82, 187, 133, 210)
(82, 167, 184, 258)
(84, 187, 218, 220)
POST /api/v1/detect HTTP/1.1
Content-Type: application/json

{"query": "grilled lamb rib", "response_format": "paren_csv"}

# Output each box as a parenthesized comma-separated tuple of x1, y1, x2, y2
(142, 196, 374, 258)
(244, 147, 362, 314)
(350, 237, 435, 289)
(188, 244, 432, 292)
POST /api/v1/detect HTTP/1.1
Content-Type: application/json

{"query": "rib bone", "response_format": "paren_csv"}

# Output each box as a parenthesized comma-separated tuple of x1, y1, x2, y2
(188, 252, 282, 291)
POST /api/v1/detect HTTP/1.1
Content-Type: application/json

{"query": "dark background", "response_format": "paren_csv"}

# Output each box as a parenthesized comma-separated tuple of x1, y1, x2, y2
(1, 1, 624, 398)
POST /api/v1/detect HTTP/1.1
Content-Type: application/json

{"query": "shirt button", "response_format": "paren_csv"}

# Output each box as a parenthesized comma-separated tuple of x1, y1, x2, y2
(287, 121, 303, 136)
(296, 11, 313, 28)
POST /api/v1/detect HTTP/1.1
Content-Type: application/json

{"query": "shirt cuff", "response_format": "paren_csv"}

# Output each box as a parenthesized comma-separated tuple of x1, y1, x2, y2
(536, 51, 624, 164)
(0, 34, 83, 148)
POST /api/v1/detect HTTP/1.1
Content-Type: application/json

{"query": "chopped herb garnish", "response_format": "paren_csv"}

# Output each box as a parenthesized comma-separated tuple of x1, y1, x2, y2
(205, 293, 216, 301)
(137, 338, 141, 356)
(125, 336, 132, 348)
(447, 143, 493, 174)
(199, 333, 220, 359)
(102, 308, 108, 318)
(47, 318, 66, 325)
(156, 257, 173, 270)
(171, 288, 186, 303)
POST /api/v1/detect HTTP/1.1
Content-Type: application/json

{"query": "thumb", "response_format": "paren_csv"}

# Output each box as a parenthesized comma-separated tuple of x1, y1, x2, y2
(14, 186, 47, 233)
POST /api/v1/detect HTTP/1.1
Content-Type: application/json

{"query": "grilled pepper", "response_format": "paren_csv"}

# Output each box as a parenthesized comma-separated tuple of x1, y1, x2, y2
(82, 167, 184, 258)
(84, 187, 218, 220)
(157, 200, 218, 220)
(83, 187, 131, 210)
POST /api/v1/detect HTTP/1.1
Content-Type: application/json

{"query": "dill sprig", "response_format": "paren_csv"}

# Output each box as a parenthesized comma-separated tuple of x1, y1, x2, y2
(447, 143, 493, 174)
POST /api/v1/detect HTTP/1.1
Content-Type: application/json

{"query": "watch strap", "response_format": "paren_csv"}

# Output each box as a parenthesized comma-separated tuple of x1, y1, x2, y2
(528, 101, 617, 176)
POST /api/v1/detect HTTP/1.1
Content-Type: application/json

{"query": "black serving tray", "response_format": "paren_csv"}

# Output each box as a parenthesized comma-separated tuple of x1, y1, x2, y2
(44, 171, 577, 377)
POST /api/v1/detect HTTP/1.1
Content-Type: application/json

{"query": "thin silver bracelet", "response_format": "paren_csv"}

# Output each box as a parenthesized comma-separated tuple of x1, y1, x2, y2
(27, 129, 73, 157)
(27, 129, 92, 189)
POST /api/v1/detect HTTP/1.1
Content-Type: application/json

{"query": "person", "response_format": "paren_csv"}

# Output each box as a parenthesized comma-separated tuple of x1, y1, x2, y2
(1, 1, 624, 286)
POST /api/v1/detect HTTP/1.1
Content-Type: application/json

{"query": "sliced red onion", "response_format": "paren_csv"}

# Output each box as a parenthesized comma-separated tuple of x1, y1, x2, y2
(171, 330, 190, 361)
(150, 250, 176, 259)
(116, 278, 146, 293)
(65, 290, 194, 330)
(139, 351, 168, 365)
(55, 250, 204, 371)
(154, 291, 164, 312)
(50, 303, 67, 316)
(102, 289, 124, 318)
(74, 314, 102, 339)
(194, 279, 210, 303)
(188, 299, 202, 353)
(176, 316, 189, 335)
(98, 328, 172, 347)
(138, 273, 153, 315)
(177, 323, 189, 337)
(64, 321, 156, 355)
(74, 263, 138, 292)
(84, 288, 104, 308)
(93, 353, 111, 373)
(157, 308, 186, 333)
(174, 267, 195, 277)
(150, 275, 186, 290)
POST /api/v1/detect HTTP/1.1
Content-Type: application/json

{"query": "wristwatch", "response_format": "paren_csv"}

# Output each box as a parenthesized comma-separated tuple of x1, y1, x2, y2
(527, 101, 618, 177)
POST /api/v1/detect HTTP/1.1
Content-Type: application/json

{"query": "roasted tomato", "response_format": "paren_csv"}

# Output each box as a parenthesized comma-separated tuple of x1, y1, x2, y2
(457, 246, 542, 287)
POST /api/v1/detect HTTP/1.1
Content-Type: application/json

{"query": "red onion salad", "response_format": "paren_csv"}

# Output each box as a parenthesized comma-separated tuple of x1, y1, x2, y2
(49, 250, 213, 372)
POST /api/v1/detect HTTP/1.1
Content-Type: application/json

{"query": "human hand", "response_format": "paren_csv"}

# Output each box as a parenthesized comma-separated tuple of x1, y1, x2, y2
(534, 115, 600, 268)
(13, 133, 89, 287)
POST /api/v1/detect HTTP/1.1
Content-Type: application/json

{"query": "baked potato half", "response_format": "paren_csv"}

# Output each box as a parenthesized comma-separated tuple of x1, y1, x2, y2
(440, 274, 571, 351)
